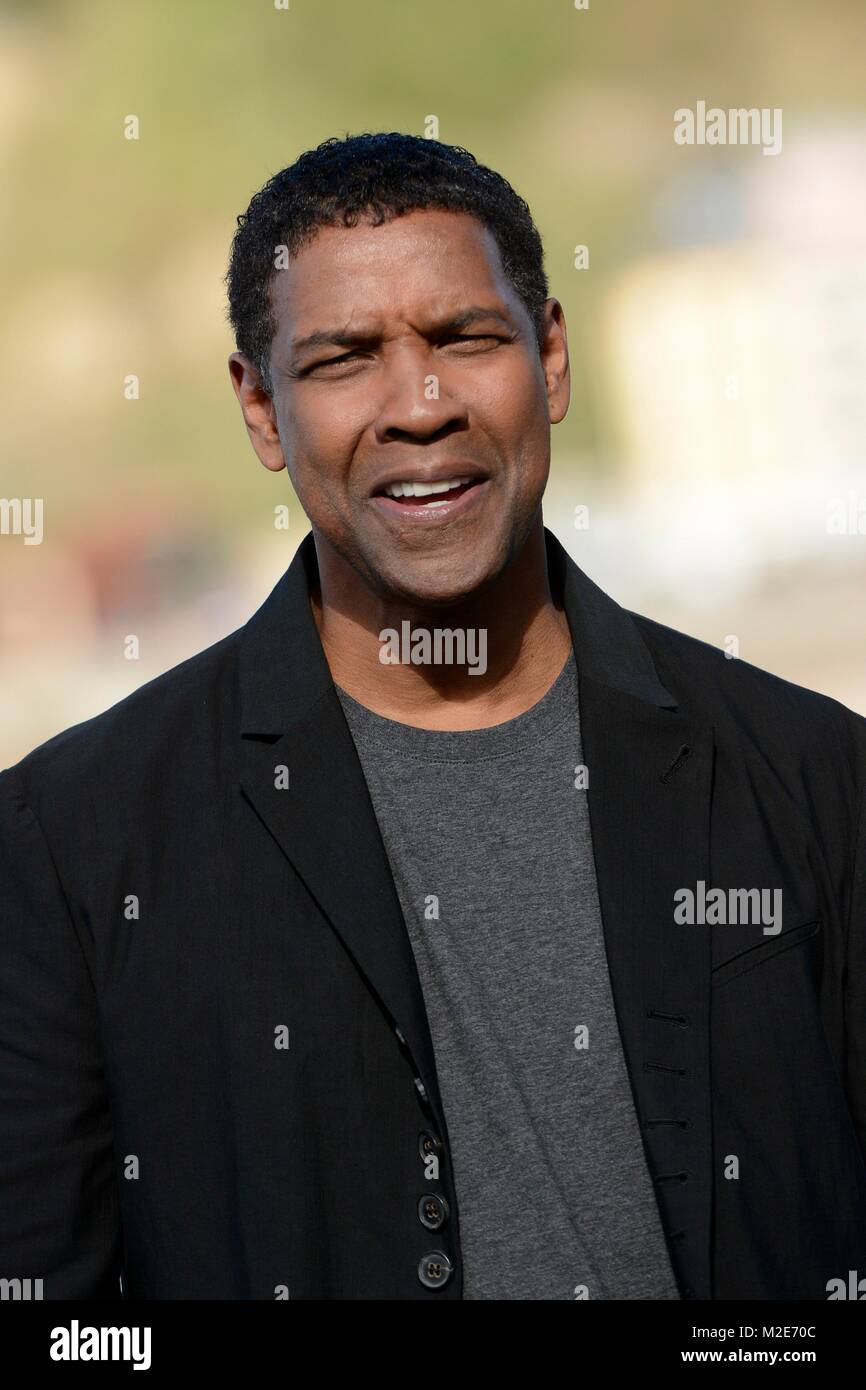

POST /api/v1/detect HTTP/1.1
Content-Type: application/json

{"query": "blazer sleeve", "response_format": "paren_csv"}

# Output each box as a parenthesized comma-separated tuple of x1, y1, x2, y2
(844, 709, 866, 1168)
(0, 769, 123, 1299)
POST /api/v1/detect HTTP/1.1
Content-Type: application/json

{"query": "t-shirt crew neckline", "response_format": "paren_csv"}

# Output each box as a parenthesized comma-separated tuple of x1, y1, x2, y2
(334, 647, 577, 764)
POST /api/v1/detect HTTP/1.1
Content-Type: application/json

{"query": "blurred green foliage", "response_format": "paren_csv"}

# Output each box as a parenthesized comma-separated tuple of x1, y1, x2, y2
(2, 0, 865, 525)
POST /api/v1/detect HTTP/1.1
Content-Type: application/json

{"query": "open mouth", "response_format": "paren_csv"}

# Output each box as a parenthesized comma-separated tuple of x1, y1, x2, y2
(370, 474, 488, 516)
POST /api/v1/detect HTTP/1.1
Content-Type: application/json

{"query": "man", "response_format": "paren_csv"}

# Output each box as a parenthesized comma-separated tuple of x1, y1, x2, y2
(1, 132, 865, 1301)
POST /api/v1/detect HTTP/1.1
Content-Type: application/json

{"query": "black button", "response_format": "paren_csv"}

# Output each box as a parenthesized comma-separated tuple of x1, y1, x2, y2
(418, 1251, 453, 1289)
(418, 1132, 443, 1161)
(418, 1193, 450, 1231)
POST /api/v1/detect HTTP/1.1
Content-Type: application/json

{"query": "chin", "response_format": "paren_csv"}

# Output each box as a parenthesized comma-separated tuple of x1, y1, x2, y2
(374, 552, 502, 610)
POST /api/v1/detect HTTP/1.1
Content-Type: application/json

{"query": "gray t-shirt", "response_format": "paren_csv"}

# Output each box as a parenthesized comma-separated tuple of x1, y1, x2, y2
(336, 651, 681, 1300)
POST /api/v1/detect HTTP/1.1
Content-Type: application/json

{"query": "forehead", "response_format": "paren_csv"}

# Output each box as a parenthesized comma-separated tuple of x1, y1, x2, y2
(268, 208, 519, 338)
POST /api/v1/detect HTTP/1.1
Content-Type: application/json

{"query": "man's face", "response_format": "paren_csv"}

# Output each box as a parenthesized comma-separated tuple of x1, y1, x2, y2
(231, 207, 569, 606)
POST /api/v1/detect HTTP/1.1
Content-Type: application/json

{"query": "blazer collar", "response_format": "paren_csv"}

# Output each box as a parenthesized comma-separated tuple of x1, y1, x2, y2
(237, 525, 712, 1300)
(239, 526, 676, 735)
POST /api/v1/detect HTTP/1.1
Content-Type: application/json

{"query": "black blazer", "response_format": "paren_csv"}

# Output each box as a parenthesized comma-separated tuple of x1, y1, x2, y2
(2, 527, 865, 1300)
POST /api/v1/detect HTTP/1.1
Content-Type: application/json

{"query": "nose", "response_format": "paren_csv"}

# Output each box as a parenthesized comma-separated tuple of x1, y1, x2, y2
(373, 345, 469, 444)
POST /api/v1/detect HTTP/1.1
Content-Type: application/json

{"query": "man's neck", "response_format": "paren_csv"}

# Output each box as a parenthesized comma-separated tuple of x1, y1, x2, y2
(309, 523, 573, 731)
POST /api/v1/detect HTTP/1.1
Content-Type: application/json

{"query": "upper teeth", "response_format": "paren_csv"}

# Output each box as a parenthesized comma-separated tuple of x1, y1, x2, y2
(384, 476, 472, 498)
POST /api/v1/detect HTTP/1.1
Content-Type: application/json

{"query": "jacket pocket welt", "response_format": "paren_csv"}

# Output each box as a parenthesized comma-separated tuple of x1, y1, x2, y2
(711, 919, 821, 990)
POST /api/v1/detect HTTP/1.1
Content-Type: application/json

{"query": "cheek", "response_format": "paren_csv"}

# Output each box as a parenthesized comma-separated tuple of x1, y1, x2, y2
(479, 365, 550, 470)
(479, 357, 545, 426)
(278, 404, 356, 501)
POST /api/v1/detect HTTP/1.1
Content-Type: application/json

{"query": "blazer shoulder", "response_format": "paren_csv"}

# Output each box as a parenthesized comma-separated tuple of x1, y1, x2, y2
(1, 625, 244, 810)
(628, 608, 866, 761)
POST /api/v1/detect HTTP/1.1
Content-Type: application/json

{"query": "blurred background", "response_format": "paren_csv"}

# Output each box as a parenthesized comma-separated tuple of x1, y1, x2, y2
(1, 0, 864, 765)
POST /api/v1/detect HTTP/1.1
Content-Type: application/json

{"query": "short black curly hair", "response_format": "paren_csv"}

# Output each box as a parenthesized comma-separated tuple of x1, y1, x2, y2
(225, 131, 549, 396)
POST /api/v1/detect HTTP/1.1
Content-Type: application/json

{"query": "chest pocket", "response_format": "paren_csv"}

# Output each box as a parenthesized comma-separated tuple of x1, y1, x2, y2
(711, 918, 821, 989)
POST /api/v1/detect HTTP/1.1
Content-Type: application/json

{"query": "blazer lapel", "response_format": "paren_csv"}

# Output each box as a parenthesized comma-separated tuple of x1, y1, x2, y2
(552, 530, 715, 1300)
(237, 534, 446, 1131)
(238, 526, 715, 1299)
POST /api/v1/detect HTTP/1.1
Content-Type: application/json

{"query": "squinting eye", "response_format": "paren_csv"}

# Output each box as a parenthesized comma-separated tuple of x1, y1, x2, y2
(304, 336, 502, 373)
(310, 351, 363, 370)
(446, 335, 500, 346)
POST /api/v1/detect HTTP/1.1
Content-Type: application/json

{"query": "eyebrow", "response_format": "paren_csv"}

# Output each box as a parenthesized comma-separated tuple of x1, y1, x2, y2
(289, 305, 515, 358)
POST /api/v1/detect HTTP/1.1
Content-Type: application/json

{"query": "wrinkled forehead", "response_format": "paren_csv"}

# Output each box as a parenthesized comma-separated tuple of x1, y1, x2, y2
(267, 208, 518, 348)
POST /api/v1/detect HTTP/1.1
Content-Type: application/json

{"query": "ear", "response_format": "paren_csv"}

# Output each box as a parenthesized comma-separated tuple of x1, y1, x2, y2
(538, 299, 570, 426)
(228, 352, 286, 473)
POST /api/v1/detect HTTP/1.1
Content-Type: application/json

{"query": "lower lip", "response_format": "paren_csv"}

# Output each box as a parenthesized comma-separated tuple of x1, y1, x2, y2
(370, 480, 489, 524)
